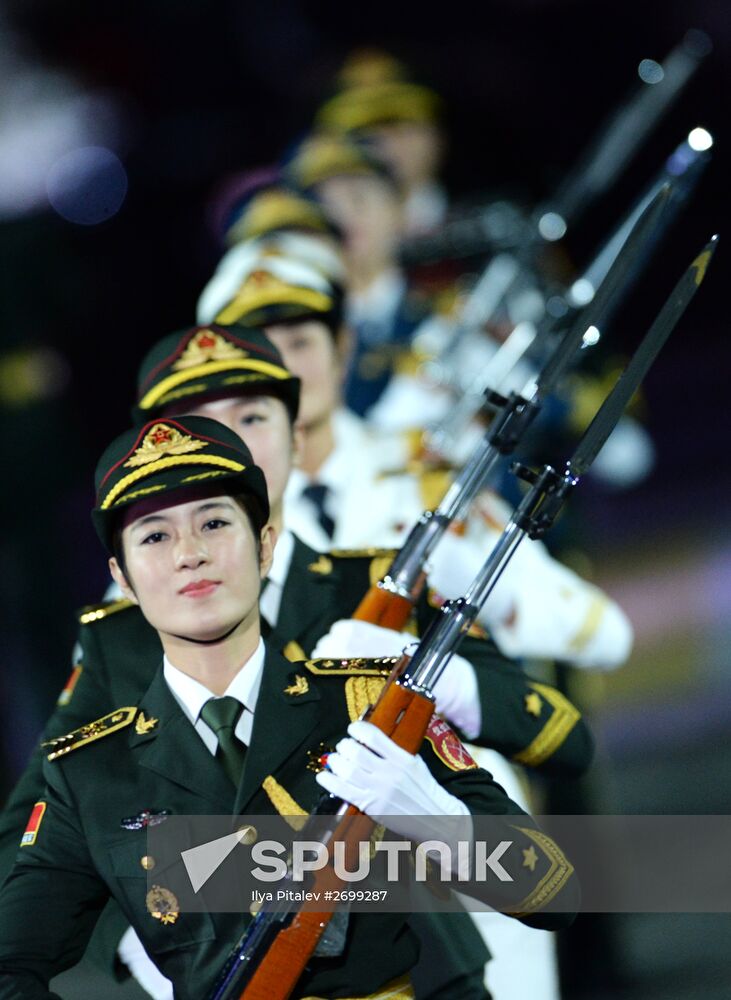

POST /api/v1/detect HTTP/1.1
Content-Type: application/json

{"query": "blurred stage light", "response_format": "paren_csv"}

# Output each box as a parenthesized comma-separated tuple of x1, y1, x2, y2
(537, 211, 567, 241)
(46, 146, 128, 225)
(638, 59, 664, 85)
(687, 127, 713, 152)
(569, 277, 595, 307)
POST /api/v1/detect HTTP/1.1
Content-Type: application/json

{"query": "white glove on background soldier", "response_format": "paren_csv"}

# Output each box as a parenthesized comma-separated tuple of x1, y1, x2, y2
(427, 505, 633, 669)
(316, 720, 473, 876)
(311, 620, 481, 739)
(312, 618, 413, 661)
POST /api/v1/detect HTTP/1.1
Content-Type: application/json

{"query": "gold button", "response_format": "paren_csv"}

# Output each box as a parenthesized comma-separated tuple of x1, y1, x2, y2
(140, 855, 156, 871)
(237, 824, 257, 846)
(249, 899, 262, 916)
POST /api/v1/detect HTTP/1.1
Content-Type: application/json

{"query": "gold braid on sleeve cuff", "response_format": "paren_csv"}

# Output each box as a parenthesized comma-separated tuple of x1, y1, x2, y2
(512, 683, 581, 767)
(507, 826, 574, 917)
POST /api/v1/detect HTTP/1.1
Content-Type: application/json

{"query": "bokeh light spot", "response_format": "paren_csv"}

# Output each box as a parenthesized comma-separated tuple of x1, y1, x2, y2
(46, 146, 128, 225)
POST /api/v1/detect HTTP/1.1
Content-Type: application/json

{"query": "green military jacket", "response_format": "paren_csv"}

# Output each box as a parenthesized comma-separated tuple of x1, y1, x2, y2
(0, 536, 590, 882)
(0, 647, 578, 1000)
(0, 535, 589, 998)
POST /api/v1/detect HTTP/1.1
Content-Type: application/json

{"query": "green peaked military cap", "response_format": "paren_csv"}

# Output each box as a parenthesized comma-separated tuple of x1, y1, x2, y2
(211, 257, 344, 331)
(284, 132, 398, 193)
(132, 323, 300, 424)
(92, 415, 270, 551)
(224, 183, 340, 247)
(314, 49, 443, 133)
(316, 80, 442, 133)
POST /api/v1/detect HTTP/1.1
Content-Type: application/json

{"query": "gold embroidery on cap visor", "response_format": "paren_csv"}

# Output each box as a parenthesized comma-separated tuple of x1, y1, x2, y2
(316, 82, 441, 131)
(137, 358, 291, 412)
(214, 279, 333, 326)
(289, 139, 382, 189)
(99, 455, 246, 510)
(228, 191, 331, 242)
(172, 329, 249, 370)
(123, 423, 208, 467)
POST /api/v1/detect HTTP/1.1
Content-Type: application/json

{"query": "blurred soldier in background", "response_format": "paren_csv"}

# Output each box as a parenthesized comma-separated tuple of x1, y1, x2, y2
(285, 133, 431, 417)
(197, 248, 630, 672)
(315, 49, 448, 239)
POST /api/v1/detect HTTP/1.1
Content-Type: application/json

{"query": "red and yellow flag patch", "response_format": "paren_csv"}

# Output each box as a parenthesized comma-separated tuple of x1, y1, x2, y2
(21, 801, 46, 847)
(424, 715, 478, 771)
(57, 664, 83, 707)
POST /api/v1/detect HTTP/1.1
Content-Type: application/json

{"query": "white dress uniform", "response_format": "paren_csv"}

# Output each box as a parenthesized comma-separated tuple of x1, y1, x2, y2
(285, 410, 633, 670)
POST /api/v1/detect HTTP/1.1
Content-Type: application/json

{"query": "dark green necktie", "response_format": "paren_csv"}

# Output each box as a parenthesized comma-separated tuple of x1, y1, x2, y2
(301, 483, 335, 539)
(200, 696, 246, 788)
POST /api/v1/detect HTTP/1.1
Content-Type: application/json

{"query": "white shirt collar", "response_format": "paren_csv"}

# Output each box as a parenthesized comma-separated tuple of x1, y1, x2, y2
(346, 268, 405, 327)
(163, 637, 266, 750)
(282, 411, 368, 540)
(404, 181, 448, 236)
(259, 528, 295, 627)
(267, 527, 294, 590)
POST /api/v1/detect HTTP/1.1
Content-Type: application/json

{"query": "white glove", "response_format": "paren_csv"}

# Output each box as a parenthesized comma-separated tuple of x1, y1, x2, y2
(486, 552, 634, 669)
(316, 720, 473, 875)
(311, 620, 481, 739)
(431, 653, 481, 740)
(117, 927, 173, 1000)
(311, 619, 415, 660)
(429, 502, 634, 670)
(427, 527, 518, 628)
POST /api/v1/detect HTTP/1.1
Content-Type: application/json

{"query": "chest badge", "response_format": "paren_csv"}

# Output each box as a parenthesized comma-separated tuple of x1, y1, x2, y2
(306, 741, 333, 774)
(120, 809, 170, 831)
(146, 885, 179, 925)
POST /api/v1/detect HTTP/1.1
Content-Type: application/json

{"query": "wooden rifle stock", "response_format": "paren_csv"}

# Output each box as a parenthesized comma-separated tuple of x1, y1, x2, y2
(239, 661, 434, 1000)
(352, 574, 426, 631)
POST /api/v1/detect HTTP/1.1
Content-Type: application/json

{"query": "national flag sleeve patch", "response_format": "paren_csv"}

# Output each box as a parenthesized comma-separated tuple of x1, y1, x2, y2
(424, 715, 478, 771)
(57, 664, 83, 706)
(21, 801, 47, 847)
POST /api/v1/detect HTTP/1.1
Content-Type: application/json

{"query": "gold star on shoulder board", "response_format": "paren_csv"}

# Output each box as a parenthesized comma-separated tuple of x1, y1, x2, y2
(283, 675, 309, 697)
(524, 692, 542, 717)
(135, 712, 158, 735)
(522, 845, 539, 872)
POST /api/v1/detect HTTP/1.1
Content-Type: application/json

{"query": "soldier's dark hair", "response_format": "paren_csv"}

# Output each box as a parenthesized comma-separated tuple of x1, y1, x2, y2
(265, 311, 345, 350)
(161, 389, 298, 430)
(260, 281, 346, 344)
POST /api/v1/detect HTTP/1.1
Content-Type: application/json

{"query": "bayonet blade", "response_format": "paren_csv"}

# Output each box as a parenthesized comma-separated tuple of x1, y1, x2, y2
(546, 30, 711, 226)
(569, 236, 718, 477)
(537, 183, 671, 399)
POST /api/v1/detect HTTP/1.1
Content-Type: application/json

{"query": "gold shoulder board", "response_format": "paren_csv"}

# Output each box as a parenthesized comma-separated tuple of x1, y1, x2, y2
(303, 657, 397, 677)
(43, 707, 138, 761)
(328, 547, 397, 559)
(78, 598, 135, 625)
(417, 466, 452, 510)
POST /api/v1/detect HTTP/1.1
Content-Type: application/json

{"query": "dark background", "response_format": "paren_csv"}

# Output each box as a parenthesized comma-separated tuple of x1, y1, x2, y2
(1, 2, 729, 997)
